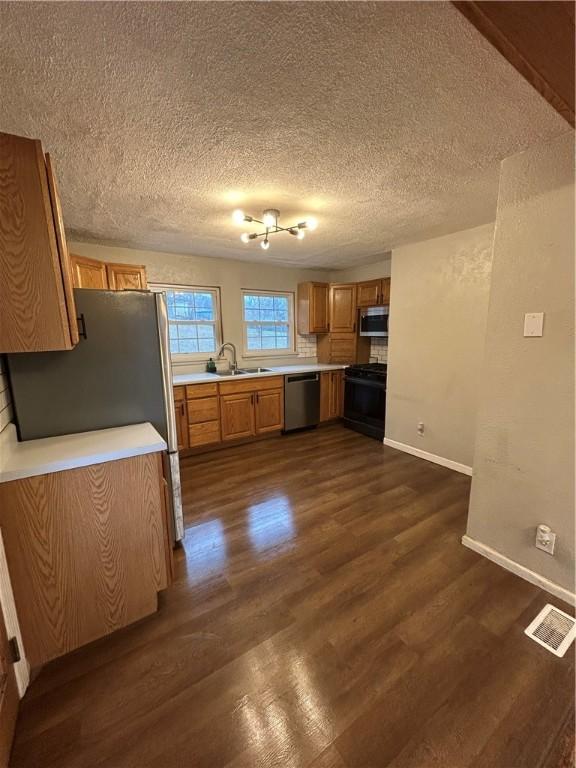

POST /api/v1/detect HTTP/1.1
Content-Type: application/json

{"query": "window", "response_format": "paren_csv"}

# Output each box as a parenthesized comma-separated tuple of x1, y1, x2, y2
(150, 284, 222, 360)
(242, 290, 295, 355)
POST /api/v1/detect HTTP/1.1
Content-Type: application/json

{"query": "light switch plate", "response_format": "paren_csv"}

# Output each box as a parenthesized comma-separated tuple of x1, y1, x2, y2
(524, 312, 544, 337)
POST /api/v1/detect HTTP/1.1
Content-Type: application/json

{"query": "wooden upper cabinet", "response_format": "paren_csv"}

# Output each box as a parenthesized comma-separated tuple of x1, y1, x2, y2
(0, 132, 78, 353)
(330, 284, 357, 333)
(255, 388, 284, 434)
(357, 278, 391, 307)
(106, 262, 147, 291)
(70, 254, 109, 289)
(381, 277, 391, 304)
(297, 282, 329, 334)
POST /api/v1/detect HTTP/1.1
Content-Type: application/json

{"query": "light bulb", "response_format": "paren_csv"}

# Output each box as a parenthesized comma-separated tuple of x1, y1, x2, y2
(240, 232, 250, 244)
(232, 209, 245, 225)
(261, 239, 270, 250)
(263, 212, 276, 228)
(297, 230, 306, 240)
(306, 217, 318, 231)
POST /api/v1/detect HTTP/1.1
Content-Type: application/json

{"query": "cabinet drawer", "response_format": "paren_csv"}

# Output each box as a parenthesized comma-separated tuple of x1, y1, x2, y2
(219, 376, 283, 395)
(187, 396, 219, 424)
(189, 421, 221, 447)
(185, 383, 218, 399)
(173, 386, 185, 400)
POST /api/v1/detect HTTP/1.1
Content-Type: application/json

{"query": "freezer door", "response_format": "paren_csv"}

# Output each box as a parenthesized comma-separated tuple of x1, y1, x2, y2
(7, 290, 169, 441)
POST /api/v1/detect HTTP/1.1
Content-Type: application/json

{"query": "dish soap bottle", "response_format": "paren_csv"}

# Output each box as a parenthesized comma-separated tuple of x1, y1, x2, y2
(206, 357, 217, 373)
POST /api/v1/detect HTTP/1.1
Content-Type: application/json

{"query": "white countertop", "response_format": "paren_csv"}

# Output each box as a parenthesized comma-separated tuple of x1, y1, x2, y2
(0, 422, 167, 484)
(173, 363, 347, 386)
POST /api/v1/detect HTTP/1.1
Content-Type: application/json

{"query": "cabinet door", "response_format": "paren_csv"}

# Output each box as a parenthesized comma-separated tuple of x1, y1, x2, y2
(330, 371, 344, 418)
(329, 333, 357, 364)
(173, 392, 189, 451)
(311, 283, 329, 333)
(357, 279, 382, 308)
(320, 372, 331, 422)
(330, 284, 357, 332)
(0, 132, 77, 352)
(70, 254, 109, 289)
(106, 263, 147, 291)
(255, 388, 284, 434)
(381, 277, 391, 304)
(220, 393, 255, 441)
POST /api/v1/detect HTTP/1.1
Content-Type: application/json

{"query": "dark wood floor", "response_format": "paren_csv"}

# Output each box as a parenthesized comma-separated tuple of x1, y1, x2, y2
(11, 425, 575, 767)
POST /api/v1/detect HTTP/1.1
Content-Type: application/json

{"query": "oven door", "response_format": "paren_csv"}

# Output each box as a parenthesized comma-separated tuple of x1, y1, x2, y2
(359, 306, 389, 337)
(343, 376, 386, 439)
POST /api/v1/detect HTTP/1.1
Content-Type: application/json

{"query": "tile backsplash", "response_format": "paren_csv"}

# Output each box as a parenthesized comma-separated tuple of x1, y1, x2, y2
(369, 337, 388, 363)
(297, 334, 317, 358)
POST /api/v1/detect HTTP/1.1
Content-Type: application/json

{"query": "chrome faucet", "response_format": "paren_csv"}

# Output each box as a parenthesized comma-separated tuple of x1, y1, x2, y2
(217, 342, 238, 372)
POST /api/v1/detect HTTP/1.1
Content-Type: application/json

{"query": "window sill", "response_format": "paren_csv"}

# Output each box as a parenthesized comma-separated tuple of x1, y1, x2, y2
(242, 351, 299, 359)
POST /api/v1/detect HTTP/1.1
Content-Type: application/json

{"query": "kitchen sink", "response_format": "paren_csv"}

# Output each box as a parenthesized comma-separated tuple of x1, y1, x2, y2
(240, 367, 272, 374)
(213, 370, 247, 376)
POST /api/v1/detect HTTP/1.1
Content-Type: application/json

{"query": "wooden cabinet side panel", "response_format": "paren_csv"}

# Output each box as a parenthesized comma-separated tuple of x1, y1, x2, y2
(0, 454, 165, 667)
(44, 153, 79, 345)
(174, 395, 189, 451)
(297, 282, 312, 335)
(0, 133, 72, 352)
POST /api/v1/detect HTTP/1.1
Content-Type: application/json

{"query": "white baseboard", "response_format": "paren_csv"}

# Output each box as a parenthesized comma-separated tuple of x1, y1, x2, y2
(383, 438, 473, 476)
(462, 535, 576, 607)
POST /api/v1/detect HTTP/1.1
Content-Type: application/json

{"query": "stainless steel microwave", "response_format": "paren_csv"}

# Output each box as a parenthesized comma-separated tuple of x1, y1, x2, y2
(359, 306, 389, 337)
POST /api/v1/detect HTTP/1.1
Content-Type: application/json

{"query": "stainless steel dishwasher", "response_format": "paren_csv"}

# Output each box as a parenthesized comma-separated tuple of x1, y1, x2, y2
(284, 372, 321, 431)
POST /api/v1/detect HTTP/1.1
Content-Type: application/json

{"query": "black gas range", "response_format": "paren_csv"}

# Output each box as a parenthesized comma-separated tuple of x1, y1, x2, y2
(343, 363, 387, 440)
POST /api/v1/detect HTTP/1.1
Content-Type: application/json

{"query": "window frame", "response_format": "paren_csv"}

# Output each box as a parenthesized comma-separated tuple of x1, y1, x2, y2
(241, 289, 296, 358)
(149, 283, 223, 363)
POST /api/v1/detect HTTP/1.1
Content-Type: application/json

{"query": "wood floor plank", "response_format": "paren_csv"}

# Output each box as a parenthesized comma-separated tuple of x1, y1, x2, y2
(10, 424, 574, 768)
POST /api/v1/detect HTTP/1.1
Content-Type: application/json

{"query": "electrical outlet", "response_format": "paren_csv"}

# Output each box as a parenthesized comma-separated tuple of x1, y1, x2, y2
(535, 525, 556, 555)
(417, 421, 424, 436)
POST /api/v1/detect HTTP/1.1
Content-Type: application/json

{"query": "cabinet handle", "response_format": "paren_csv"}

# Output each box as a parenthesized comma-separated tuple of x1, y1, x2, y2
(256, 392, 259, 404)
(77, 313, 87, 340)
(180, 402, 185, 417)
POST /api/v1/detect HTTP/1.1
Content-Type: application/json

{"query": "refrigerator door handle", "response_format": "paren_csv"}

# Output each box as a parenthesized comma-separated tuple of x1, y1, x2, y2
(154, 292, 178, 453)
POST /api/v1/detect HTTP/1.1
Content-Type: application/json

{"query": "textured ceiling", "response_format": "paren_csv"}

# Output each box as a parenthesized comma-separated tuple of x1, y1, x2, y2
(0, 1, 568, 268)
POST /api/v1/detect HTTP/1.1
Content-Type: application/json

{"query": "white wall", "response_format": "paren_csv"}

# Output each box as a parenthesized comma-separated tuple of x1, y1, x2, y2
(69, 242, 329, 372)
(385, 223, 494, 468)
(465, 131, 575, 596)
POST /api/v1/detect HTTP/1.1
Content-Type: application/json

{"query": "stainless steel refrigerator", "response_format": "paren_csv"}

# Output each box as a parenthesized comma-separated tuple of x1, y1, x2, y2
(6, 289, 184, 541)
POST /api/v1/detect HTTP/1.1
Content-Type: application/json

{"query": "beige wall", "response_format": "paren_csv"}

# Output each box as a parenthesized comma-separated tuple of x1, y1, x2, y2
(69, 242, 329, 371)
(385, 223, 494, 468)
(331, 256, 391, 284)
(466, 132, 575, 594)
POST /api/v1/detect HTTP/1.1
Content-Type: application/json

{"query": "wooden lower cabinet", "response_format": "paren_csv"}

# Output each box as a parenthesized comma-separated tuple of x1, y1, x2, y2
(0, 452, 170, 668)
(176, 377, 285, 450)
(220, 393, 255, 441)
(254, 388, 284, 433)
(320, 370, 344, 421)
(173, 386, 188, 451)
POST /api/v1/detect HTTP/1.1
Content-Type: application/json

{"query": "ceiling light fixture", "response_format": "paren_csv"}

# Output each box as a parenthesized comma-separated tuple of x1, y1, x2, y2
(232, 208, 318, 250)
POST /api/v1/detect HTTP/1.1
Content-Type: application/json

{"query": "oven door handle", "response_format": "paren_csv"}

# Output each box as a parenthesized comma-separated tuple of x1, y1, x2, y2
(345, 376, 386, 389)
